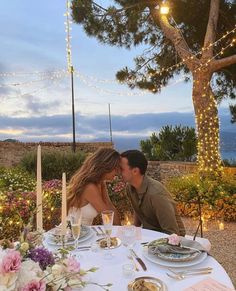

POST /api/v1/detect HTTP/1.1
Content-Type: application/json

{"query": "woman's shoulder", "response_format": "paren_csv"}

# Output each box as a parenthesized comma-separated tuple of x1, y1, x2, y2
(83, 183, 100, 194)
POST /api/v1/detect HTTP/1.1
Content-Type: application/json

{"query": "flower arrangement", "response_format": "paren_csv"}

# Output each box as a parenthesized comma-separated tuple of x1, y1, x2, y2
(0, 227, 112, 291)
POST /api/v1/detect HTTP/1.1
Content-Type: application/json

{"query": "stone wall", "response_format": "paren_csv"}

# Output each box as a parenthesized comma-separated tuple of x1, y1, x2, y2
(147, 161, 236, 182)
(0, 141, 113, 167)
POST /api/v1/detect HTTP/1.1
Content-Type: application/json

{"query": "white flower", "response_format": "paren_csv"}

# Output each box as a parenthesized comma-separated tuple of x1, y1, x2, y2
(20, 242, 29, 252)
(16, 260, 43, 289)
(168, 234, 181, 246)
(51, 264, 64, 276)
(0, 273, 18, 291)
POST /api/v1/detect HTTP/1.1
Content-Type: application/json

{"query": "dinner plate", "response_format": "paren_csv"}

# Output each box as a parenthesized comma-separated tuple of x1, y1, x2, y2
(128, 276, 168, 291)
(154, 250, 200, 262)
(143, 247, 207, 268)
(48, 225, 90, 240)
(45, 226, 93, 246)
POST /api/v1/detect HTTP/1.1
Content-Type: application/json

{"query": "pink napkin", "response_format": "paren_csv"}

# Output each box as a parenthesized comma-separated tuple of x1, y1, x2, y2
(116, 226, 142, 240)
(183, 278, 235, 291)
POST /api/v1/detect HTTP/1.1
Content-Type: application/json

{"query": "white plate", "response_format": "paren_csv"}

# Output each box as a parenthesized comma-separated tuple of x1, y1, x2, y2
(143, 247, 207, 268)
(45, 227, 94, 246)
(48, 225, 90, 241)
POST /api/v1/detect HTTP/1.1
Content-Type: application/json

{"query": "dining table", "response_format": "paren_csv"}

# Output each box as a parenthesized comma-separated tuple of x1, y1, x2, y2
(44, 225, 235, 291)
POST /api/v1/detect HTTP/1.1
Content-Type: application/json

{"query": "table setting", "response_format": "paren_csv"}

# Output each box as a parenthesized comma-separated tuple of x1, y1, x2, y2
(43, 224, 235, 291)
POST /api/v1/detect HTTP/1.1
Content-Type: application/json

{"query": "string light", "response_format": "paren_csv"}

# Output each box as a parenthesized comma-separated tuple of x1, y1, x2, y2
(1, 74, 66, 102)
(193, 38, 236, 73)
(64, 0, 73, 73)
(147, 26, 236, 77)
(0, 71, 67, 88)
(76, 71, 189, 96)
(0, 69, 66, 78)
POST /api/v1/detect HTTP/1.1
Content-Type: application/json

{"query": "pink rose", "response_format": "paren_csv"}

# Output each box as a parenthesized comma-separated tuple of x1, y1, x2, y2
(0, 250, 21, 274)
(66, 256, 80, 273)
(21, 280, 46, 291)
(168, 234, 181, 246)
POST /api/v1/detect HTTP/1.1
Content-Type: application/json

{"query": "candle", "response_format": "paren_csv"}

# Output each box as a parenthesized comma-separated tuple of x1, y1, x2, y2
(36, 145, 43, 231)
(61, 173, 67, 236)
(219, 222, 224, 230)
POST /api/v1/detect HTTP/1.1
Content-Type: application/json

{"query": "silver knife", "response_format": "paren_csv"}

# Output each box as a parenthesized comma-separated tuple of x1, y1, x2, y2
(130, 249, 147, 271)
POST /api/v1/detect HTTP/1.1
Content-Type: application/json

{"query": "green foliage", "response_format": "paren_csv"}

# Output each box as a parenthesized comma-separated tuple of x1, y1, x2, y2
(71, 0, 236, 112)
(140, 125, 197, 161)
(20, 150, 86, 180)
(223, 158, 236, 167)
(166, 173, 236, 221)
(0, 167, 36, 192)
(229, 104, 236, 123)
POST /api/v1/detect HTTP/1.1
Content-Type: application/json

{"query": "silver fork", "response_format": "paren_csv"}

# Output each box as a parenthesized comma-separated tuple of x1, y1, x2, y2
(127, 255, 140, 271)
(166, 270, 212, 280)
(168, 267, 212, 276)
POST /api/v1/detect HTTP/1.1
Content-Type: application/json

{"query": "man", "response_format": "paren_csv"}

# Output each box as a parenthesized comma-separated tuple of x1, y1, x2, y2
(120, 150, 185, 236)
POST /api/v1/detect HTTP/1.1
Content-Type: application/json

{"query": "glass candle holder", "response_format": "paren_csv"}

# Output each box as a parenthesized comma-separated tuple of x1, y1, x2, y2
(122, 263, 135, 278)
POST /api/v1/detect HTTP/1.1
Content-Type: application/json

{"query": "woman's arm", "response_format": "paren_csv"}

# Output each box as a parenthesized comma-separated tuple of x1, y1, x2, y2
(101, 181, 121, 225)
(83, 183, 121, 225)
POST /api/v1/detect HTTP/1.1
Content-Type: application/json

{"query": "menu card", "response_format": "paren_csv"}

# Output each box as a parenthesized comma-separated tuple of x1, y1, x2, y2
(184, 278, 235, 291)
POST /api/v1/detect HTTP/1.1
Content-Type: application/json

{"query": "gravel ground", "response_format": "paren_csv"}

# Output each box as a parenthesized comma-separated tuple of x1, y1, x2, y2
(182, 217, 236, 288)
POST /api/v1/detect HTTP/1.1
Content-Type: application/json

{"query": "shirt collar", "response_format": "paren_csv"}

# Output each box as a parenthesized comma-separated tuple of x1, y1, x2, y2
(135, 175, 148, 195)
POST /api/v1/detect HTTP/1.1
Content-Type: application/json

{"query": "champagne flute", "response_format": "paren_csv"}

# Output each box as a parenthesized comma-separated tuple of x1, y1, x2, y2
(68, 207, 82, 250)
(101, 210, 114, 259)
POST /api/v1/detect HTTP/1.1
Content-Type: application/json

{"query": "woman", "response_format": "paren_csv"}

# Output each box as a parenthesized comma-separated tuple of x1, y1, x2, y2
(67, 147, 121, 225)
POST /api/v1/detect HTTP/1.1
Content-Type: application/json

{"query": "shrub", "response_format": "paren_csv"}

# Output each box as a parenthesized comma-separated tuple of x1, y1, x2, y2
(20, 150, 86, 180)
(166, 173, 236, 221)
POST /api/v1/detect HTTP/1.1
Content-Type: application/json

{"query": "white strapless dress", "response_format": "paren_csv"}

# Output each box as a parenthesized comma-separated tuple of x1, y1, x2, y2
(68, 204, 98, 226)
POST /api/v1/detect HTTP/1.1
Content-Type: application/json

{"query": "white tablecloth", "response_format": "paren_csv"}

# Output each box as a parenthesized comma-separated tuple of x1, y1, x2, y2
(44, 226, 234, 291)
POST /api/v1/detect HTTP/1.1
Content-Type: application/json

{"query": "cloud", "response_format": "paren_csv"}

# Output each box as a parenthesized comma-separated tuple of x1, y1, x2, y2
(0, 109, 235, 141)
(23, 94, 61, 114)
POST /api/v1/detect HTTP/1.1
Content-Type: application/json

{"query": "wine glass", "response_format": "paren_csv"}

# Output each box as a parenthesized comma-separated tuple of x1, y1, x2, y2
(121, 225, 136, 251)
(68, 207, 82, 251)
(101, 210, 114, 259)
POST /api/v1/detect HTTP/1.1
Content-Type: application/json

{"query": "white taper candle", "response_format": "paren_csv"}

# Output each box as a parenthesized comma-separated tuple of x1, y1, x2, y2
(61, 172, 67, 236)
(36, 145, 43, 231)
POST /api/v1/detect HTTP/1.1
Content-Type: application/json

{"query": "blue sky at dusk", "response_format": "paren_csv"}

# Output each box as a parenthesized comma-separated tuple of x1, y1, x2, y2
(0, 0, 234, 150)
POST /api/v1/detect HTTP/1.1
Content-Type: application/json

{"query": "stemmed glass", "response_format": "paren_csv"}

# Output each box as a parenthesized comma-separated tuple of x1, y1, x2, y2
(68, 207, 82, 251)
(101, 210, 114, 260)
(121, 225, 136, 251)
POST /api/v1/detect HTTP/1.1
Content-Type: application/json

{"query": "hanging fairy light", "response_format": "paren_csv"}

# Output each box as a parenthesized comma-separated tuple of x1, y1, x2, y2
(64, 0, 73, 73)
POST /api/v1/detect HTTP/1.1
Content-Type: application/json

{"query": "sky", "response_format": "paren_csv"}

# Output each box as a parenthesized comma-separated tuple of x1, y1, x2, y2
(0, 0, 235, 149)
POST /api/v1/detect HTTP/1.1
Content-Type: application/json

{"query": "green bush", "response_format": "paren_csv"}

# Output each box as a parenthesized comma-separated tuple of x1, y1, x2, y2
(20, 150, 87, 180)
(140, 125, 197, 161)
(166, 173, 236, 221)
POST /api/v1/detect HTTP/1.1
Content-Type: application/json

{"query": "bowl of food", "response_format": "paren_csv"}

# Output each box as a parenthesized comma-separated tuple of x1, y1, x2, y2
(97, 237, 121, 249)
(128, 276, 167, 291)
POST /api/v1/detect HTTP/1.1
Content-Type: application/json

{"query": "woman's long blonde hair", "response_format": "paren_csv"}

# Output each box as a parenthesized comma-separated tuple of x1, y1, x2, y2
(67, 147, 120, 210)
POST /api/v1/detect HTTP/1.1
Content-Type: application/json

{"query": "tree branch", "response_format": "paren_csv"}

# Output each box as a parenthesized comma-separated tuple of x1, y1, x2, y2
(91, 0, 156, 16)
(211, 54, 236, 72)
(203, 0, 220, 58)
(149, 8, 198, 71)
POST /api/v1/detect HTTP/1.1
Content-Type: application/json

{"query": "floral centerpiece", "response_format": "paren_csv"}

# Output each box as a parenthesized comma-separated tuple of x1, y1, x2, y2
(0, 227, 112, 291)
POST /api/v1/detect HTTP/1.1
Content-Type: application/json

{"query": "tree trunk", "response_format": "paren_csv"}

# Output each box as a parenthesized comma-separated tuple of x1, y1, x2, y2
(192, 70, 222, 177)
